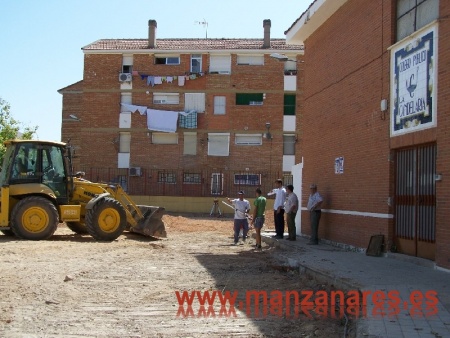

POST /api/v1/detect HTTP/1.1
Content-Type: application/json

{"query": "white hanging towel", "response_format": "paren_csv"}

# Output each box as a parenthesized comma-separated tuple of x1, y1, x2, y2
(178, 75, 185, 86)
(146, 109, 180, 133)
(121, 103, 147, 115)
(154, 76, 163, 85)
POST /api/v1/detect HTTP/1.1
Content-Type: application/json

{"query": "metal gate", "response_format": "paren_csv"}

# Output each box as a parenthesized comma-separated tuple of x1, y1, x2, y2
(394, 144, 436, 260)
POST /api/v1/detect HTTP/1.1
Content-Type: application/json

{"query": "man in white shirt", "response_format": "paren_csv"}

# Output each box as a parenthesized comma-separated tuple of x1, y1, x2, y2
(227, 191, 251, 245)
(284, 184, 299, 241)
(268, 179, 286, 239)
(306, 183, 323, 245)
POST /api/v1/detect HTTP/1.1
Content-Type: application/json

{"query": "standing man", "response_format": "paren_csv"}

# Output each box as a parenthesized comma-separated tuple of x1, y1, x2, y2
(306, 183, 323, 245)
(227, 191, 251, 245)
(284, 184, 298, 241)
(268, 179, 286, 239)
(251, 188, 267, 250)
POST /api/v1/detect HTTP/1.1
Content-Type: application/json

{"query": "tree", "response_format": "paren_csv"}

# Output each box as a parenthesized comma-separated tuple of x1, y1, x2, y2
(0, 97, 38, 166)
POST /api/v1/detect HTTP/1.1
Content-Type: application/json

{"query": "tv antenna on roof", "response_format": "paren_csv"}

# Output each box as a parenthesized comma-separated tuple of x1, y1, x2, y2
(195, 19, 208, 38)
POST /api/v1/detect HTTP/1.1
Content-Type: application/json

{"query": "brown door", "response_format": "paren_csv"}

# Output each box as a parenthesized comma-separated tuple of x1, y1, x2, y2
(394, 144, 436, 260)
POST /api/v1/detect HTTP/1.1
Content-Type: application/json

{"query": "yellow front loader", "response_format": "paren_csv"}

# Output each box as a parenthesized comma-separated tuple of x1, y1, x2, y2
(0, 139, 166, 241)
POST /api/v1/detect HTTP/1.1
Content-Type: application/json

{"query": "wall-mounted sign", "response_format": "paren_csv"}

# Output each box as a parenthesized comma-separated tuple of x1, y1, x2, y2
(390, 24, 437, 137)
(335, 157, 344, 174)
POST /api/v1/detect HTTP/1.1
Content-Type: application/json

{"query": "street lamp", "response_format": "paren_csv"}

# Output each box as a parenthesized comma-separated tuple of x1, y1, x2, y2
(63, 114, 81, 122)
(69, 114, 81, 121)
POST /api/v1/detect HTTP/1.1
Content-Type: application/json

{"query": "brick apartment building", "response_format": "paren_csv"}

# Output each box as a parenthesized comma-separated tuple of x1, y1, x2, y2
(286, 0, 450, 269)
(59, 19, 303, 199)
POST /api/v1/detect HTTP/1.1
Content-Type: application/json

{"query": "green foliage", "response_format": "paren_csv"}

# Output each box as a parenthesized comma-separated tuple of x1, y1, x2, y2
(0, 97, 38, 166)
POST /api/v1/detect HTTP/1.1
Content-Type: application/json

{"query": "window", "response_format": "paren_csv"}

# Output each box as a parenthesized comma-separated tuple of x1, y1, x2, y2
(283, 134, 296, 155)
(214, 96, 226, 115)
(284, 94, 296, 116)
(158, 171, 176, 184)
(208, 133, 230, 156)
(209, 55, 231, 74)
(119, 132, 131, 153)
(283, 174, 293, 186)
(122, 65, 132, 73)
(183, 173, 201, 184)
(183, 132, 197, 155)
(152, 133, 178, 144)
(153, 93, 179, 104)
(120, 93, 132, 108)
(191, 54, 202, 73)
(122, 55, 133, 73)
(236, 93, 264, 105)
(235, 134, 262, 145)
(237, 55, 264, 65)
(119, 112, 131, 128)
(185, 93, 205, 112)
(396, 0, 439, 41)
(155, 56, 180, 65)
(211, 173, 223, 195)
(234, 174, 261, 186)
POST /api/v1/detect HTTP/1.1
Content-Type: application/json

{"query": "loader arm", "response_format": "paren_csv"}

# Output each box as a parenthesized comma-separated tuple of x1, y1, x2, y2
(105, 184, 167, 238)
(105, 184, 143, 227)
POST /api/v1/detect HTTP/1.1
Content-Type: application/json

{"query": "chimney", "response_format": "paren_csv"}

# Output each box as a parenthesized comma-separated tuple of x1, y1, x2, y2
(148, 20, 157, 48)
(263, 19, 271, 49)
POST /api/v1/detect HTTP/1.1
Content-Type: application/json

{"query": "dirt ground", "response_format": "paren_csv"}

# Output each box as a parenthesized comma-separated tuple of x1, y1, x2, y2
(0, 213, 354, 338)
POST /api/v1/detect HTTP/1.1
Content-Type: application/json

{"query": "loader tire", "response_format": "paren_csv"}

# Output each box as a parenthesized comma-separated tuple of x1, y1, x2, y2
(85, 197, 126, 241)
(10, 196, 58, 240)
(66, 221, 88, 234)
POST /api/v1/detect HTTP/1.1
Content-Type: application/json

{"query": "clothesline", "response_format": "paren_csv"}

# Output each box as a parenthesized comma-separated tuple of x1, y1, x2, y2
(120, 103, 198, 132)
(133, 71, 205, 87)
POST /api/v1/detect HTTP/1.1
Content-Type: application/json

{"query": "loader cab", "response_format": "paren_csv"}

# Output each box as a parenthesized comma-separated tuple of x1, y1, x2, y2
(1, 140, 70, 204)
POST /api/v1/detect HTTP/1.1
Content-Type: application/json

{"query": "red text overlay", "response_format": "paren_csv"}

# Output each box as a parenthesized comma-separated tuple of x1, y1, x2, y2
(175, 289, 439, 319)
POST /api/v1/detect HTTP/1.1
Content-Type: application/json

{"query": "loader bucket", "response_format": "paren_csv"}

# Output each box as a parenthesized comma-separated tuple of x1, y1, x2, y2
(129, 205, 167, 238)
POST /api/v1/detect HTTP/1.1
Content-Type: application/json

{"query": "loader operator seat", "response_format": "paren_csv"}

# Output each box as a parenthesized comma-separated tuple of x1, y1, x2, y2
(13, 159, 29, 179)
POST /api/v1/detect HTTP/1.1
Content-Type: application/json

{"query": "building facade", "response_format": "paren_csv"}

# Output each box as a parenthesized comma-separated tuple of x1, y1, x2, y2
(286, 0, 450, 269)
(59, 20, 303, 198)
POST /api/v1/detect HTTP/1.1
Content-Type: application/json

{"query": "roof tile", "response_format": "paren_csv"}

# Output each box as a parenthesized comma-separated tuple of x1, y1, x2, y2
(82, 38, 303, 51)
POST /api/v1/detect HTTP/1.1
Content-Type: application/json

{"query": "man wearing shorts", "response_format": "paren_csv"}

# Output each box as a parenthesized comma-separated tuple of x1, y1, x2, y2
(251, 188, 267, 250)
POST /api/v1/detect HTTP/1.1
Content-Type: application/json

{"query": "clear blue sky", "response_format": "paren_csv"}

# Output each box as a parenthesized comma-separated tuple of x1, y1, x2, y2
(0, 0, 309, 141)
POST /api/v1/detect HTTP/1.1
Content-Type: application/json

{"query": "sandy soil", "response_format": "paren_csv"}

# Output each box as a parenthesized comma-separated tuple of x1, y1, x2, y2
(0, 213, 354, 337)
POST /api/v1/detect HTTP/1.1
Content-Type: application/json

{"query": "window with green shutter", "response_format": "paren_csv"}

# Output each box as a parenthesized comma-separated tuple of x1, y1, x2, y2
(236, 93, 264, 105)
(284, 94, 296, 116)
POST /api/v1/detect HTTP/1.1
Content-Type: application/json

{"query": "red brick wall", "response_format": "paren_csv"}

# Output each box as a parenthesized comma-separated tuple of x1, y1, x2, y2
(64, 51, 297, 185)
(300, 0, 393, 249)
(435, 0, 450, 269)
(301, 0, 450, 269)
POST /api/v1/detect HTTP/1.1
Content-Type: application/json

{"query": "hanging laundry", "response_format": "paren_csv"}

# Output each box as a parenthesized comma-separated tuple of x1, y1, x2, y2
(178, 76, 185, 86)
(120, 103, 147, 115)
(146, 109, 180, 133)
(166, 76, 173, 83)
(154, 76, 163, 85)
(147, 76, 155, 86)
(178, 110, 198, 129)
